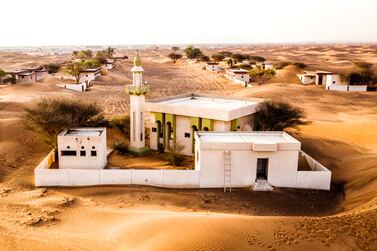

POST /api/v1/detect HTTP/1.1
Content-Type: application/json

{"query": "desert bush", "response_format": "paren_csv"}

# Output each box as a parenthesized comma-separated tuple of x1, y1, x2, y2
(231, 53, 248, 63)
(218, 51, 233, 57)
(22, 97, 104, 149)
(254, 101, 306, 131)
(167, 52, 182, 63)
(292, 62, 307, 69)
(167, 143, 186, 166)
(3, 76, 16, 84)
(184, 46, 203, 59)
(157, 143, 164, 154)
(249, 68, 276, 85)
(249, 56, 266, 62)
(274, 61, 291, 70)
(43, 63, 61, 74)
(96, 56, 108, 64)
(113, 142, 128, 154)
(211, 54, 225, 62)
(237, 63, 251, 70)
(83, 59, 101, 69)
(110, 115, 130, 138)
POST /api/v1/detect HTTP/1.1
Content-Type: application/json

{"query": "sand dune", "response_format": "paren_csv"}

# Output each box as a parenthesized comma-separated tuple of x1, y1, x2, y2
(0, 44, 377, 250)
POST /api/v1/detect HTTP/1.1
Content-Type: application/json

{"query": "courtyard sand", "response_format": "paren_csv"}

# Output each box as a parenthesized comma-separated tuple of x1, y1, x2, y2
(1, 44, 377, 250)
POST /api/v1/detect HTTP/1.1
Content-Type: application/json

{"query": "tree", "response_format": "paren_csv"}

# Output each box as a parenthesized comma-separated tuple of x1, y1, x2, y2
(249, 56, 266, 62)
(96, 56, 108, 64)
(184, 46, 203, 59)
(0, 69, 5, 83)
(105, 46, 115, 57)
(167, 142, 186, 166)
(43, 63, 60, 74)
(167, 52, 182, 63)
(200, 54, 210, 62)
(249, 68, 276, 85)
(292, 62, 307, 69)
(72, 49, 93, 59)
(65, 62, 86, 84)
(211, 54, 225, 62)
(254, 101, 306, 131)
(274, 62, 291, 70)
(231, 53, 248, 63)
(83, 59, 101, 69)
(219, 51, 233, 57)
(342, 62, 375, 85)
(226, 58, 234, 68)
(171, 46, 179, 52)
(22, 97, 104, 149)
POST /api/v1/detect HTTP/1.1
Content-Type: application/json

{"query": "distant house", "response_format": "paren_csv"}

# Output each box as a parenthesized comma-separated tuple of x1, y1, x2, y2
(225, 69, 250, 86)
(80, 68, 101, 82)
(104, 62, 115, 70)
(205, 62, 220, 72)
(5, 66, 48, 83)
(256, 62, 273, 70)
(57, 128, 107, 169)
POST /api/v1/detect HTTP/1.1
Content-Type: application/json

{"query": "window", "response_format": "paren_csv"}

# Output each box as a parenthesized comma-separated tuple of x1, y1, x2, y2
(132, 112, 136, 141)
(91, 151, 97, 157)
(67, 146, 70, 149)
(92, 146, 95, 149)
(61, 150, 77, 156)
(80, 150, 86, 156)
(81, 146, 84, 149)
(184, 132, 190, 138)
(152, 127, 157, 132)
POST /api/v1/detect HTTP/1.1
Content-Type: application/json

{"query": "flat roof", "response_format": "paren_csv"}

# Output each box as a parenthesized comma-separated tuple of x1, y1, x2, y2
(59, 128, 105, 137)
(196, 131, 300, 144)
(226, 69, 249, 74)
(146, 93, 264, 121)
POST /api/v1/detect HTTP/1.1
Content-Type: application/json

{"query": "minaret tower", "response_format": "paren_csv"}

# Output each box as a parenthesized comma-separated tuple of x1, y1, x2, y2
(125, 52, 150, 155)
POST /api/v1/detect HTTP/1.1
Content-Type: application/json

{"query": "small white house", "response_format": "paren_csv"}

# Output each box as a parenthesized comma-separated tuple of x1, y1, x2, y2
(146, 93, 263, 156)
(257, 62, 273, 70)
(57, 128, 107, 169)
(297, 70, 333, 85)
(104, 62, 115, 70)
(225, 69, 250, 86)
(205, 62, 220, 72)
(80, 68, 101, 82)
(195, 131, 331, 190)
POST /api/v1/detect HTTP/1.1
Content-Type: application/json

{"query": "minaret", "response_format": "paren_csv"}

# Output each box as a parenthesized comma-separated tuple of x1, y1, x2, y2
(125, 52, 150, 155)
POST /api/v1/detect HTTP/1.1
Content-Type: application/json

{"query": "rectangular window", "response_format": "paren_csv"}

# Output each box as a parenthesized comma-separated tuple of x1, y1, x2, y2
(152, 127, 157, 132)
(133, 112, 136, 142)
(91, 151, 97, 157)
(140, 112, 143, 141)
(184, 133, 190, 138)
(80, 150, 86, 156)
(61, 150, 77, 156)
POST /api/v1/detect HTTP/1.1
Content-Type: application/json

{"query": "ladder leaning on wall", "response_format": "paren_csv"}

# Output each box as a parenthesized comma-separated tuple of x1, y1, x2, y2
(223, 150, 232, 192)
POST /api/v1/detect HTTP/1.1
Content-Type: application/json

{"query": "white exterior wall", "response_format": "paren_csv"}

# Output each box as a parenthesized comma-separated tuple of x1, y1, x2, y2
(206, 64, 220, 71)
(297, 74, 316, 85)
(149, 113, 158, 151)
(213, 120, 231, 131)
(175, 115, 193, 156)
(57, 83, 88, 92)
(19, 74, 36, 83)
(35, 72, 48, 81)
(57, 129, 107, 169)
(129, 95, 146, 149)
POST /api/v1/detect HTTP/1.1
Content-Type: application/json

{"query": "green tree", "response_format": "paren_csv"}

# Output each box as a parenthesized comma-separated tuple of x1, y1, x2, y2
(219, 51, 233, 57)
(0, 69, 5, 83)
(43, 63, 60, 74)
(342, 62, 375, 85)
(22, 97, 104, 149)
(73, 49, 93, 59)
(231, 53, 248, 63)
(66, 62, 86, 84)
(254, 101, 306, 131)
(171, 46, 180, 52)
(200, 54, 210, 62)
(105, 46, 115, 57)
(249, 56, 266, 62)
(211, 54, 225, 62)
(83, 59, 101, 69)
(184, 46, 203, 59)
(226, 58, 234, 68)
(249, 68, 276, 85)
(167, 52, 182, 63)
(292, 62, 307, 69)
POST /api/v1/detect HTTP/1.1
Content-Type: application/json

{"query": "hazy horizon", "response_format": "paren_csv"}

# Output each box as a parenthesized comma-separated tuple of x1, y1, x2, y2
(1, 0, 377, 47)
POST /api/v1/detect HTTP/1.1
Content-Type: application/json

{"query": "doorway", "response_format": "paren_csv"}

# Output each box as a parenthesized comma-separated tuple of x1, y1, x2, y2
(256, 158, 268, 180)
(318, 75, 323, 85)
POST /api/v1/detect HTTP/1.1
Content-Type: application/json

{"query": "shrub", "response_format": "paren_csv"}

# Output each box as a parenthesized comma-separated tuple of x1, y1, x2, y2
(167, 52, 182, 63)
(249, 56, 266, 62)
(249, 68, 276, 85)
(274, 61, 291, 70)
(218, 51, 233, 57)
(167, 143, 185, 166)
(113, 142, 128, 154)
(254, 101, 306, 131)
(3, 76, 16, 84)
(292, 62, 307, 69)
(157, 143, 164, 154)
(22, 97, 104, 149)
(200, 54, 210, 62)
(96, 56, 108, 64)
(83, 59, 101, 69)
(211, 54, 225, 62)
(110, 115, 130, 138)
(231, 53, 248, 63)
(43, 63, 60, 73)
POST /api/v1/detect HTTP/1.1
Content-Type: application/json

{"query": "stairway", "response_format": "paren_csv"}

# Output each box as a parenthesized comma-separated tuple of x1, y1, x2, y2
(223, 150, 232, 192)
(252, 179, 273, 191)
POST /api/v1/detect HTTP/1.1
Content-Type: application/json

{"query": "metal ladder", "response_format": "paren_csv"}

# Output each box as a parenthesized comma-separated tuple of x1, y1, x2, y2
(223, 150, 232, 192)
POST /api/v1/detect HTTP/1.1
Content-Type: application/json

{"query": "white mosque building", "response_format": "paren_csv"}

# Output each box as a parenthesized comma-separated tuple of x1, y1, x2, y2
(34, 53, 332, 191)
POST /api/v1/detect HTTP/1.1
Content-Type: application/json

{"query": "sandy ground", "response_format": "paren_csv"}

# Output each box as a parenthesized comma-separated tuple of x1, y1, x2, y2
(1, 44, 377, 250)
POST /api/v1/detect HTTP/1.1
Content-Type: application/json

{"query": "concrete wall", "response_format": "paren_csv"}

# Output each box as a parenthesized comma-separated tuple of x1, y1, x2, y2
(328, 85, 368, 92)
(296, 151, 331, 190)
(35, 166, 200, 188)
(175, 115, 193, 156)
(57, 83, 88, 92)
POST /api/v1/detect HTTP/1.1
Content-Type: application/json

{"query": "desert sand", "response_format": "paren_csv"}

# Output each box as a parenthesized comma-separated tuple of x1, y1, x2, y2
(1, 44, 377, 250)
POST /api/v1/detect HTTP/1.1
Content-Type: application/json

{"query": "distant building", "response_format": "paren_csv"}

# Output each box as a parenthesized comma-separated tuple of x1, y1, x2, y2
(297, 70, 333, 86)
(205, 62, 220, 72)
(146, 93, 262, 156)
(5, 66, 48, 83)
(259, 62, 273, 70)
(225, 69, 250, 86)
(80, 68, 101, 82)
(57, 128, 107, 169)
(104, 62, 115, 70)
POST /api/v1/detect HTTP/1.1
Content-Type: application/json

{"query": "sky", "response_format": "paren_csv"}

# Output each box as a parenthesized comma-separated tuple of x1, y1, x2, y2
(1, 0, 377, 46)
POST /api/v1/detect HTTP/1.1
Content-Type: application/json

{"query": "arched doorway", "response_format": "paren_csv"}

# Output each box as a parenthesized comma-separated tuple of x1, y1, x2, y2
(191, 125, 198, 153)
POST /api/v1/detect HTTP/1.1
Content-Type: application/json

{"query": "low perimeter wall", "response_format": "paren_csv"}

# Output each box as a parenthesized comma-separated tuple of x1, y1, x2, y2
(329, 85, 367, 92)
(35, 167, 200, 188)
(296, 151, 331, 190)
(57, 83, 88, 92)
